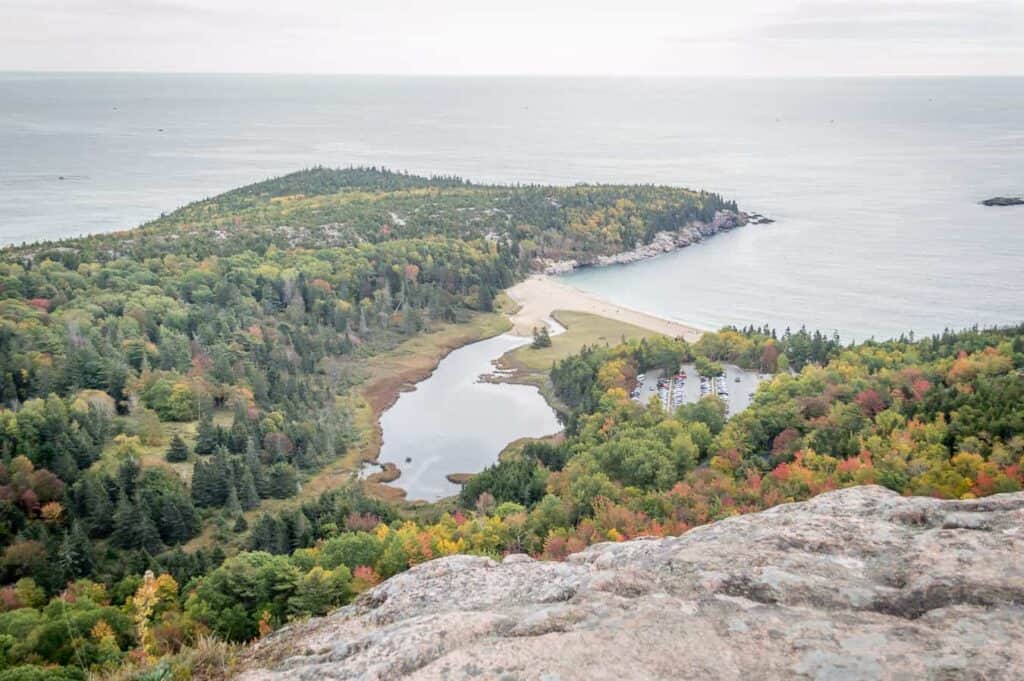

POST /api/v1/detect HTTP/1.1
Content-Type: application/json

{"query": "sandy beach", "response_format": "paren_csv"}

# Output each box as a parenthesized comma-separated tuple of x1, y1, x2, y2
(506, 275, 705, 342)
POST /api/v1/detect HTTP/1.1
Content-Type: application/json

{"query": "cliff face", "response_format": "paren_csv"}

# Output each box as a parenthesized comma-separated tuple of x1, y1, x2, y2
(235, 486, 1024, 680)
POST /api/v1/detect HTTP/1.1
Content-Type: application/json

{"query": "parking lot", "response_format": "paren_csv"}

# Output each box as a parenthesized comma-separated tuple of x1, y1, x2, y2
(631, 363, 768, 416)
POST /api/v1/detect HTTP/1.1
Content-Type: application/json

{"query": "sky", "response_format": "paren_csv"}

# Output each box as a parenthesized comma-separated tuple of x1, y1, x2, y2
(1, 0, 1022, 76)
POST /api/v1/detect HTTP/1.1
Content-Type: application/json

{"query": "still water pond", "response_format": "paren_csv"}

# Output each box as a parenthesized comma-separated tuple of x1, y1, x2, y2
(376, 334, 561, 502)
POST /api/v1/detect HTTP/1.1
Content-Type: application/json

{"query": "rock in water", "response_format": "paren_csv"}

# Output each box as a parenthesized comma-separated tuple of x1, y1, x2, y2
(981, 196, 1024, 206)
(234, 486, 1024, 680)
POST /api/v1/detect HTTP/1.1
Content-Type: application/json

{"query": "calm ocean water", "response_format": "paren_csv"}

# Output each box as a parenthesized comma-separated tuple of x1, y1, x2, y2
(1, 73, 1022, 339)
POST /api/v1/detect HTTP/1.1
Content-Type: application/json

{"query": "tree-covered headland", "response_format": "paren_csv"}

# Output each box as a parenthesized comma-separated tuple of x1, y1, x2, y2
(0, 168, 1020, 679)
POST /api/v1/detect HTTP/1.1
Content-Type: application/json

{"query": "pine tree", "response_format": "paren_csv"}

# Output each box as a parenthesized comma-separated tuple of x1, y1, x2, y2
(166, 434, 190, 462)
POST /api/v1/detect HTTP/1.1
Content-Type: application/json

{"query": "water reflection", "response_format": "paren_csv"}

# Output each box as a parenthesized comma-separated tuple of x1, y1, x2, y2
(376, 333, 561, 501)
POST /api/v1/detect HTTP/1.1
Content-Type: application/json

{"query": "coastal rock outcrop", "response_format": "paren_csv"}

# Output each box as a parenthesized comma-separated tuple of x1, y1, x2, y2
(538, 209, 768, 275)
(233, 486, 1024, 680)
(981, 196, 1024, 207)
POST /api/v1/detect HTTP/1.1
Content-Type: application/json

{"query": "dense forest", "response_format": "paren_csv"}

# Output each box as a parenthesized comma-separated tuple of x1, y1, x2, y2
(0, 168, 738, 679)
(2, 169, 1020, 680)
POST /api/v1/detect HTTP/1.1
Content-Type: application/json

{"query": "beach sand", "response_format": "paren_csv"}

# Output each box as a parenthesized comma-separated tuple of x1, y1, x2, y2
(506, 275, 705, 342)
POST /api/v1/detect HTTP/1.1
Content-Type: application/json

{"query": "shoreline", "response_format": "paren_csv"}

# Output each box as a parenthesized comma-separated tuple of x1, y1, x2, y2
(537, 209, 771, 276)
(358, 273, 711, 504)
(300, 310, 515, 505)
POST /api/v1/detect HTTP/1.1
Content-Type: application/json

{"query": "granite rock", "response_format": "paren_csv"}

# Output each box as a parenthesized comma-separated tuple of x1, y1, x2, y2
(234, 486, 1024, 680)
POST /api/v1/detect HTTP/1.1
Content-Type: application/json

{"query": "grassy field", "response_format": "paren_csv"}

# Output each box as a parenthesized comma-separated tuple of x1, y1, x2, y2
(496, 310, 667, 407)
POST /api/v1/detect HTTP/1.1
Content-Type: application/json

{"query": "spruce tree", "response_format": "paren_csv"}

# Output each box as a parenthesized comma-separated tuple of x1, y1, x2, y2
(117, 457, 140, 497)
(194, 413, 220, 455)
(191, 459, 212, 507)
(237, 466, 260, 510)
(157, 500, 189, 545)
(76, 473, 114, 537)
(532, 325, 552, 349)
(225, 484, 243, 518)
(111, 492, 138, 549)
(228, 404, 250, 453)
(166, 434, 190, 462)
(111, 492, 162, 553)
(266, 462, 298, 499)
(59, 521, 96, 579)
(138, 514, 164, 554)
(248, 514, 285, 553)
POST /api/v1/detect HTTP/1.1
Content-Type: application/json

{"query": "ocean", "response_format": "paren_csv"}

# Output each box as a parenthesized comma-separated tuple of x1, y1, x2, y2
(1, 73, 1021, 340)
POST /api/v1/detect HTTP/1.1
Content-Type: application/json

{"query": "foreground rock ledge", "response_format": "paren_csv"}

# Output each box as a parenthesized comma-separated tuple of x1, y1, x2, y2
(234, 486, 1024, 680)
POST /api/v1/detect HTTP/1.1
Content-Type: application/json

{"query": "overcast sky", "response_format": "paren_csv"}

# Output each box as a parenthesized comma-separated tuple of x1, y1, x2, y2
(1, 0, 1022, 76)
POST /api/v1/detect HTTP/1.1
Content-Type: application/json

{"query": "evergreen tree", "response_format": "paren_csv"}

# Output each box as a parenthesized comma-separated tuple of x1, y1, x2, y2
(265, 462, 298, 499)
(228, 405, 250, 453)
(74, 473, 114, 538)
(237, 466, 260, 510)
(191, 447, 234, 507)
(155, 500, 192, 545)
(165, 434, 190, 462)
(248, 514, 288, 554)
(111, 493, 163, 553)
(137, 514, 164, 555)
(58, 521, 95, 579)
(476, 284, 494, 312)
(225, 484, 243, 517)
(110, 492, 138, 549)
(116, 457, 140, 497)
(194, 413, 221, 455)
(532, 325, 552, 349)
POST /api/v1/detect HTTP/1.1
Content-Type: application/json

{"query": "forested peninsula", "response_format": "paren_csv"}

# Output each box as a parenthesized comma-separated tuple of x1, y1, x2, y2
(0, 168, 1021, 680)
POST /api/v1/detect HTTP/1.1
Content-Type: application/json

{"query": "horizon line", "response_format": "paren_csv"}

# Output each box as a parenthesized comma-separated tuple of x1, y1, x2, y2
(3, 69, 1024, 79)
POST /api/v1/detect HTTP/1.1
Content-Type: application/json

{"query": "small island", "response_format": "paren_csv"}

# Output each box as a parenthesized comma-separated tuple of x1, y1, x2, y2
(981, 196, 1024, 206)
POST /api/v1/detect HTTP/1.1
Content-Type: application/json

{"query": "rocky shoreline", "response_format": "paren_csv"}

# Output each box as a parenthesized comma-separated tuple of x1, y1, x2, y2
(538, 209, 772, 275)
